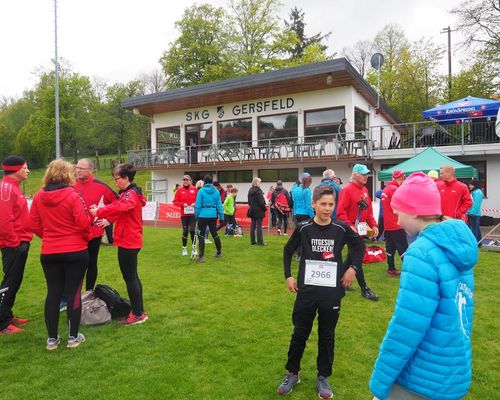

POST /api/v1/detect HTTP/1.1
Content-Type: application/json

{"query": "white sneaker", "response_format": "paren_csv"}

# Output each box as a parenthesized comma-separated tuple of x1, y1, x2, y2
(205, 238, 212, 244)
(277, 229, 281, 235)
(182, 247, 188, 256)
(67, 333, 86, 348)
(191, 247, 197, 256)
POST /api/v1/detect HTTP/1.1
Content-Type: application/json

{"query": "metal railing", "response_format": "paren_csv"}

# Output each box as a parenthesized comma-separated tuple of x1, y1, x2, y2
(370, 118, 499, 152)
(127, 131, 373, 168)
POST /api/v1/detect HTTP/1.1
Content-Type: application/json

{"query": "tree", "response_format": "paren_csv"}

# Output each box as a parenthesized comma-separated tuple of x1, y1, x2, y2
(138, 69, 167, 94)
(283, 7, 330, 60)
(341, 40, 373, 78)
(159, 4, 231, 88)
(451, 61, 499, 99)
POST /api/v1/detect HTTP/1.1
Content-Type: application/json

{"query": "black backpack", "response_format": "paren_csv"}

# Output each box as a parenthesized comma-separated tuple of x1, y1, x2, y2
(94, 284, 131, 319)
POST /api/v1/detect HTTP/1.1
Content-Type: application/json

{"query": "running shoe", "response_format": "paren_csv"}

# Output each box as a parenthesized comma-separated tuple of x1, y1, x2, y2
(316, 376, 334, 399)
(46, 336, 61, 350)
(67, 333, 86, 348)
(196, 256, 206, 263)
(214, 253, 223, 258)
(0, 324, 23, 335)
(386, 269, 401, 277)
(59, 300, 67, 312)
(277, 229, 281, 235)
(205, 238, 212, 244)
(182, 247, 188, 256)
(277, 373, 300, 395)
(120, 312, 148, 325)
(362, 287, 379, 301)
(10, 316, 29, 326)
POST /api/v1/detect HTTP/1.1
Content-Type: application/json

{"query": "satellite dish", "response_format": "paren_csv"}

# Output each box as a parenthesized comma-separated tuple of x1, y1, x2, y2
(496, 107, 500, 138)
(371, 53, 384, 70)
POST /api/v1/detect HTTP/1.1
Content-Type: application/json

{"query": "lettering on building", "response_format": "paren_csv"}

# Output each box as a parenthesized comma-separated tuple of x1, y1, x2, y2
(186, 109, 210, 121)
(232, 97, 295, 116)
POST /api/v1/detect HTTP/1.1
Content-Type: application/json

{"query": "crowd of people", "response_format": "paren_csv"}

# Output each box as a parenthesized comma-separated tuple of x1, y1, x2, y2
(0, 154, 482, 399)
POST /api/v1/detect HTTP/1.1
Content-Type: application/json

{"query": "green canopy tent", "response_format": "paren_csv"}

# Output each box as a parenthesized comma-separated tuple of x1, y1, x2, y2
(378, 147, 478, 181)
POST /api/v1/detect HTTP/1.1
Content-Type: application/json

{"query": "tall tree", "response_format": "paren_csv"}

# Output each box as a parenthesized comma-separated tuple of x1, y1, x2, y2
(159, 4, 230, 88)
(451, 61, 499, 99)
(138, 69, 167, 94)
(341, 40, 373, 77)
(283, 7, 330, 60)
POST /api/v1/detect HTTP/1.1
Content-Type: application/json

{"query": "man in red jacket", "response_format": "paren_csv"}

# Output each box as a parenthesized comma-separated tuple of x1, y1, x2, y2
(381, 170, 408, 277)
(439, 165, 472, 221)
(0, 156, 32, 335)
(75, 158, 119, 292)
(336, 164, 379, 301)
(173, 175, 198, 256)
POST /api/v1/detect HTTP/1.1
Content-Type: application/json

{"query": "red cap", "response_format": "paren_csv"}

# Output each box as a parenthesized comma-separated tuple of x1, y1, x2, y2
(392, 169, 405, 179)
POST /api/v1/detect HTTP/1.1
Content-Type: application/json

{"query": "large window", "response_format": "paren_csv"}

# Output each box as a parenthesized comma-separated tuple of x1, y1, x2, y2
(305, 107, 345, 139)
(258, 113, 298, 142)
(218, 118, 252, 144)
(157, 126, 180, 148)
(186, 123, 212, 147)
(258, 168, 298, 182)
(218, 170, 253, 183)
(354, 108, 369, 134)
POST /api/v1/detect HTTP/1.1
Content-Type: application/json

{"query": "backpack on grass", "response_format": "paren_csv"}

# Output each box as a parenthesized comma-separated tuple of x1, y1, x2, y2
(275, 192, 290, 214)
(81, 291, 112, 326)
(94, 284, 131, 319)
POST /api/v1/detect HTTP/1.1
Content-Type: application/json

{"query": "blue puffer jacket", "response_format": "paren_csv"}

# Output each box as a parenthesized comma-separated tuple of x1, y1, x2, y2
(195, 184, 224, 220)
(370, 219, 477, 400)
(291, 185, 314, 218)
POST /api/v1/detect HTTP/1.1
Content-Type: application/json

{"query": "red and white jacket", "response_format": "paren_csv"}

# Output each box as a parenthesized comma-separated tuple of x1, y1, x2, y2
(75, 175, 119, 239)
(0, 176, 32, 248)
(381, 180, 402, 231)
(30, 186, 92, 254)
(438, 178, 472, 221)
(173, 184, 198, 217)
(336, 181, 377, 229)
(96, 184, 146, 249)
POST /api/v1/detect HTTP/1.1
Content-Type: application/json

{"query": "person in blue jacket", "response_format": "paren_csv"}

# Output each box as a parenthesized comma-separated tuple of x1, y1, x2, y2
(370, 172, 477, 400)
(291, 172, 315, 224)
(317, 169, 341, 218)
(194, 175, 224, 263)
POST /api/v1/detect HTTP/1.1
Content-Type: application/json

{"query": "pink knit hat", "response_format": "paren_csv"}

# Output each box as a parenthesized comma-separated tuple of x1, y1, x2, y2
(391, 171, 442, 216)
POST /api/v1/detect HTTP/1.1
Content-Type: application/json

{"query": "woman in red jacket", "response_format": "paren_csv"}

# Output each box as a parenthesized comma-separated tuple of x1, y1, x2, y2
(30, 159, 92, 350)
(173, 174, 198, 256)
(90, 163, 147, 325)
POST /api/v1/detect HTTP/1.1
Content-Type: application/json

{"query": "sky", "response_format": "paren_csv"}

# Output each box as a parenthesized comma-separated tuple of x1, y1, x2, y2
(0, 0, 464, 99)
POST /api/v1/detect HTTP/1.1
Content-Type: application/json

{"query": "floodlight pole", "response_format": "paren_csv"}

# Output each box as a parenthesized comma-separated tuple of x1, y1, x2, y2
(54, 0, 61, 159)
(441, 26, 456, 102)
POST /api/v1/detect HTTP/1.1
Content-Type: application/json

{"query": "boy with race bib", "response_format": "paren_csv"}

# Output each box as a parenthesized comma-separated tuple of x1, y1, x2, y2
(277, 185, 365, 399)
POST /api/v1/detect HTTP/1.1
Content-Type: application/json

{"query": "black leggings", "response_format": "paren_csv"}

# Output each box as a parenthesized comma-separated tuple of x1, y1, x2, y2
(118, 247, 144, 317)
(85, 237, 102, 291)
(181, 216, 196, 247)
(41, 250, 88, 338)
(217, 214, 236, 231)
(197, 218, 222, 257)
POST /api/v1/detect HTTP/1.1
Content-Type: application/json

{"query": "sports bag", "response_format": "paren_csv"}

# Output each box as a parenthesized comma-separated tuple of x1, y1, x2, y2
(94, 284, 131, 319)
(225, 224, 235, 236)
(363, 245, 386, 264)
(275, 192, 290, 214)
(81, 291, 111, 326)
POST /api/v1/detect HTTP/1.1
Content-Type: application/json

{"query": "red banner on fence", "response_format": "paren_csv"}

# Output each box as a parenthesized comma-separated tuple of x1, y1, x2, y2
(157, 203, 269, 227)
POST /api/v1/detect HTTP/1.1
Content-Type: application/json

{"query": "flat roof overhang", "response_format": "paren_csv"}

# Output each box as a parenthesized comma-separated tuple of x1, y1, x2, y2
(122, 58, 400, 124)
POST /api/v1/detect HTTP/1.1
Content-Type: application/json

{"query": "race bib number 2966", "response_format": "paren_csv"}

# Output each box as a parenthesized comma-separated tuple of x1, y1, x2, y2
(304, 259, 337, 288)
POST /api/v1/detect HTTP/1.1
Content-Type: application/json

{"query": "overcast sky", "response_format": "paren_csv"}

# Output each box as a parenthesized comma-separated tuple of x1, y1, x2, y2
(0, 0, 463, 99)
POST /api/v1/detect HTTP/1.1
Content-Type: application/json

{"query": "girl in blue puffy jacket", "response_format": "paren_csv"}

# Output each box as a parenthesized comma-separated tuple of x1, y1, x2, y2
(370, 172, 478, 400)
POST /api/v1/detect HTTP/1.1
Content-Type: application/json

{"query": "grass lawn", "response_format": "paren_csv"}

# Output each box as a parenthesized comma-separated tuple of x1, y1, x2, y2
(1, 227, 498, 399)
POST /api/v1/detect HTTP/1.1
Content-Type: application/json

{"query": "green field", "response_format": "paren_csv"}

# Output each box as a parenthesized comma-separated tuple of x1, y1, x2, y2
(0, 227, 498, 399)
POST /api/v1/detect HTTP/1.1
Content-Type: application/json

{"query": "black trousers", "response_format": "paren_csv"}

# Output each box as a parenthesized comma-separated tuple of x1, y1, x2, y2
(285, 291, 341, 377)
(41, 250, 88, 338)
(385, 229, 408, 271)
(217, 214, 236, 231)
(0, 242, 30, 330)
(181, 216, 196, 247)
(85, 237, 102, 291)
(197, 218, 222, 257)
(118, 247, 144, 317)
(276, 212, 289, 233)
(250, 217, 264, 245)
(104, 224, 114, 244)
(344, 251, 368, 290)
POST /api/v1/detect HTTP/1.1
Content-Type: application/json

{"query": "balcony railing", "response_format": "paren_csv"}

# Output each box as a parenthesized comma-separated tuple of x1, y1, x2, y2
(127, 132, 372, 168)
(370, 118, 499, 152)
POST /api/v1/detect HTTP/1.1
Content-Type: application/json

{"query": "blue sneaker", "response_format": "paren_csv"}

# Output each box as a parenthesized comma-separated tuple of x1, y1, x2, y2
(59, 300, 67, 312)
(277, 373, 300, 395)
(316, 376, 333, 399)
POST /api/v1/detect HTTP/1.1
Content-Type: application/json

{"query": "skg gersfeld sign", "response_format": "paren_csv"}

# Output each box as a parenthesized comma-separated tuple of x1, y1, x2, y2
(185, 97, 295, 121)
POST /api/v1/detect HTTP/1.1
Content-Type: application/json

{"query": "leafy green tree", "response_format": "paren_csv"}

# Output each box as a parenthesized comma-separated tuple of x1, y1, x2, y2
(451, 61, 499, 99)
(159, 4, 231, 88)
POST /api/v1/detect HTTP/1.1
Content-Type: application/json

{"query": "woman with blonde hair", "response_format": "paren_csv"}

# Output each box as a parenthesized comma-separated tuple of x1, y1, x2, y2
(247, 177, 267, 245)
(30, 159, 92, 350)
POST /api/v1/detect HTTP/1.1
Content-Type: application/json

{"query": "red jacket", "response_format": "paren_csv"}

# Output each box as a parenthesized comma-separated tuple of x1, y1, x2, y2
(438, 178, 472, 221)
(30, 186, 92, 254)
(74, 175, 119, 239)
(0, 176, 32, 248)
(173, 184, 198, 216)
(336, 181, 377, 229)
(381, 180, 402, 231)
(96, 184, 146, 249)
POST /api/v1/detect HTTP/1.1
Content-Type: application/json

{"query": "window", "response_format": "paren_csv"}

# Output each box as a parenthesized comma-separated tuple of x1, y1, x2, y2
(184, 171, 216, 185)
(258, 113, 298, 143)
(218, 118, 252, 144)
(218, 170, 253, 183)
(354, 108, 369, 132)
(305, 107, 345, 140)
(258, 168, 298, 182)
(157, 126, 180, 148)
(186, 123, 212, 147)
(304, 167, 326, 176)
